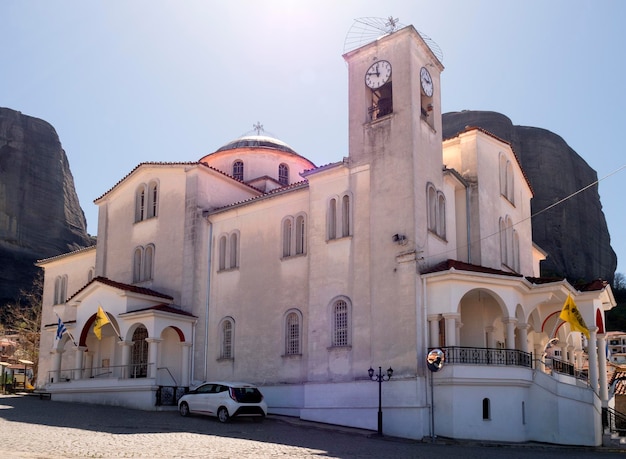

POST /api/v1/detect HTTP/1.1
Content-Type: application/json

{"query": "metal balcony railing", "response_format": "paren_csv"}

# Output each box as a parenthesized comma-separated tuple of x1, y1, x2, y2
(436, 346, 533, 368)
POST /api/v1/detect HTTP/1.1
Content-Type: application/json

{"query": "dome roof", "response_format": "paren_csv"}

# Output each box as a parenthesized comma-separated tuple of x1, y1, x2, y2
(214, 135, 298, 155)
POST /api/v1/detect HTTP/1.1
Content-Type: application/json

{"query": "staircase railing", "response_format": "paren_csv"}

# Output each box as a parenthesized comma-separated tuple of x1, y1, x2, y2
(603, 407, 626, 437)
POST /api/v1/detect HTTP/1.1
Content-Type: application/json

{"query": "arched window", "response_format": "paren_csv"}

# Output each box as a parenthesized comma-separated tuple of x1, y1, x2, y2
(135, 185, 146, 222)
(144, 244, 155, 280)
(427, 184, 437, 232)
(332, 298, 351, 347)
(229, 233, 238, 268)
(295, 215, 306, 255)
(500, 154, 515, 204)
(282, 215, 306, 258)
(328, 198, 337, 240)
(499, 154, 507, 197)
(437, 192, 446, 238)
(278, 163, 289, 186)
(218, 232, 239, 270)
(53, 275, 67, 305)
(233, 160, 244, 181)
(135, 182, 159, 222)
(133, 244, 155, 283)
(148, 181, 159, 218)
(513, 230, 520, 272)
(499, 218, 507, 266)
(133, 247, 143, 283)
(220, 318, 234, 359)
(285, 310, 302, 355)
(342, 194, 351, 237)
(283, 218, 293, 257)
(218, 235, 227, 271)
(131, 326, 148, 378)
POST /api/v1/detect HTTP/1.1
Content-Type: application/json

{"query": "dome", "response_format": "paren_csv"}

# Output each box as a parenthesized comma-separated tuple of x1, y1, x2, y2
(214, 135, 298, 155)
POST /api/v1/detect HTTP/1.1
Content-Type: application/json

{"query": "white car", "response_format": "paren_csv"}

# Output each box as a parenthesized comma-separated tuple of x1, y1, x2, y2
(178, 382, 267, 423)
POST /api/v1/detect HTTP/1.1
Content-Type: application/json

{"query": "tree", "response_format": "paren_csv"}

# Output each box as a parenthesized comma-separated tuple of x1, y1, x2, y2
(4, 271, 43, 381)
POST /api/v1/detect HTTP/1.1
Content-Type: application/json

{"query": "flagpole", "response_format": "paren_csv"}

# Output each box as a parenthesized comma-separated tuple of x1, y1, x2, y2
(55, 313, 78, 347)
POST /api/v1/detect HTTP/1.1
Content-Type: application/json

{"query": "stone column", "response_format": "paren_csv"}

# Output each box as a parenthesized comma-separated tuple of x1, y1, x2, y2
(442, 314, 459, 347)
(428, 315, 440, 348)
(85, 351, 94, 378)
(146, 338, 162, 379)
(50, 349, 64, 384)
(517, 323, 530, 353)
(587, 327, 599, 394)
(485, 326, 496, 348)
(455, 320, 463, 347)
(567, 345, 575, 366)
(504, 318, 517, 349)
(118, 340, 132, 379)
(73, 346, 86, 380)
(181, 342, 192, 387)
(597, 333, 609, 405)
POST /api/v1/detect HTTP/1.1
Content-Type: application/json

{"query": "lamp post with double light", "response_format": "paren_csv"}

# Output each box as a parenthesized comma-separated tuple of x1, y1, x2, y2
(368, 366, 393, 436)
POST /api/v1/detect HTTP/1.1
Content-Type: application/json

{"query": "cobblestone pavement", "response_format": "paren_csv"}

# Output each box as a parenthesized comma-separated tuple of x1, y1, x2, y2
(0, 394, 622, 458)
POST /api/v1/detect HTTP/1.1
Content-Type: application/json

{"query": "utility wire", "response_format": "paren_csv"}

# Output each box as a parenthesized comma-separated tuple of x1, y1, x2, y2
(422, 163, 626, 264)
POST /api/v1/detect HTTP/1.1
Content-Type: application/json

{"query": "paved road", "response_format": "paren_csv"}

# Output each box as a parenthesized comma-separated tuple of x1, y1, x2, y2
(0, 394, 622, 458)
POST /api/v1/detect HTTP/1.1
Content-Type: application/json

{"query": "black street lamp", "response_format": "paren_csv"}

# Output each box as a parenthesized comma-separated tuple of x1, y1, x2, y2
(368, 365, 393, 436)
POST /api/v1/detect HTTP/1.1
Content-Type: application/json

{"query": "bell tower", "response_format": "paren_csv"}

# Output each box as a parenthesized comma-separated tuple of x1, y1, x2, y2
(342, 24, 444, 244)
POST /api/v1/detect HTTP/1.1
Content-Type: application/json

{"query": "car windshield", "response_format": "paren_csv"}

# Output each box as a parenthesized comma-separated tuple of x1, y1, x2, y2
(230, 387, 263, 403)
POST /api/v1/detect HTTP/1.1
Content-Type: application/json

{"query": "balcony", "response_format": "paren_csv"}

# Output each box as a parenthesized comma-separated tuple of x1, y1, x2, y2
(437, 346, 532, 368)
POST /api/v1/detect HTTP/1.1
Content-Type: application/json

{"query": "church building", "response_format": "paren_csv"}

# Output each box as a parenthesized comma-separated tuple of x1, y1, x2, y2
(36, 24, 615, 446)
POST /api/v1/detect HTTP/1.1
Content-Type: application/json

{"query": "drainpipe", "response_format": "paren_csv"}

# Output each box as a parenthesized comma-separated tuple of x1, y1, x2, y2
(203, 214, 213, 382)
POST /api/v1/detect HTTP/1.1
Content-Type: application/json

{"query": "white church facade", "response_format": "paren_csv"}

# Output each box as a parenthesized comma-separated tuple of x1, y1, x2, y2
(36, 25, 616, 446)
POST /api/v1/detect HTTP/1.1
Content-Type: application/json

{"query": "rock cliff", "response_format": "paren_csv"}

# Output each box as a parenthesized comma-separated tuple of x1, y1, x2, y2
(442, 110, 617, 284)
(0, 108, 93, 307)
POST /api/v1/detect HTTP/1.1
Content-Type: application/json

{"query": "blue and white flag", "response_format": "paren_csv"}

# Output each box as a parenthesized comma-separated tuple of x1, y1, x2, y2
(56, 317, 67, 340)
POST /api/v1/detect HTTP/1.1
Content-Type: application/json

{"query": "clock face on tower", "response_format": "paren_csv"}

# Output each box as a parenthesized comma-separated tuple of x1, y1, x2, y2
(420, 66, 433, 97)
(365, 60, 392, 89)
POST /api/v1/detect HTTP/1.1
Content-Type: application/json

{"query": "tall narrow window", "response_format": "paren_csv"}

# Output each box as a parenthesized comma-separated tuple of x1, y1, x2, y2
(133, 247, 143, 283)
(328, 198, 337, 240)
(499, 218, 507, 266)
(135, 186, 146, 222)
(218, 236, 227, 271)
(278, 163, 289, 186)
(482, 398, 491, 420)
(229, 233, 238, 268)
(427, 185, 437, 232)
(285, 311, 301, 355)
(332, 299, 350, 347)
(54, 275, 67, 305)
(437, 192, 446, 238)
(295, 215, 305, 255)
(283, 219, 292, 257)
(500, 154, 515, 203)
(233, 160, 244, 181)
(148, 181, 159, 218)
(144, 244, 155, 280)
(131, 326, 149, 378)
(342, 195, 351, 237)
(220, 319, 234, 359)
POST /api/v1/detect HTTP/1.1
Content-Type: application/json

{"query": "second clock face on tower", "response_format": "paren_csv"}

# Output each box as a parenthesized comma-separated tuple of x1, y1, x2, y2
(420, 66, 433, 97)
(365, 60, 392, 89)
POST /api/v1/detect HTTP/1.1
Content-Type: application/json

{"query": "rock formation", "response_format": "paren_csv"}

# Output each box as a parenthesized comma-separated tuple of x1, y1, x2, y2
(0, 107, 93, 308)
(443, 110, 617, 284)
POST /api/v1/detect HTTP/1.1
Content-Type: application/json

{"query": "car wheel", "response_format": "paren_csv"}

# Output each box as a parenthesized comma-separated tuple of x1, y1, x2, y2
(179, 402, 190, 417)
(217, 407, 230, 423)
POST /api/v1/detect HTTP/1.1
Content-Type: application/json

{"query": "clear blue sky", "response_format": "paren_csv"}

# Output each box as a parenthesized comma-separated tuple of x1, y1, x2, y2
(2, 1, 625, 275)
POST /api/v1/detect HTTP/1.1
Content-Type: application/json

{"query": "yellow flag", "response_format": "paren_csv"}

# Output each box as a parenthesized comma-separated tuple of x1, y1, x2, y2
(94, 306, 110, 340)
(559, 294, 590, 339)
